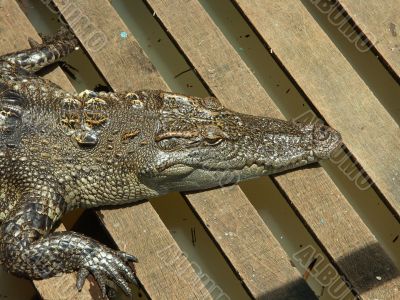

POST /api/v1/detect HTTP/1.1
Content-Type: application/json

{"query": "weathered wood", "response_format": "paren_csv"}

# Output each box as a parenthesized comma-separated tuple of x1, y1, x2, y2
(275, 168, 400, 299)
(0, 2, 95, 298)
(235, 0, 400, 219)
(145, 0, 400, 299)
(51, 0, 318, 298)
(232, 0, 400, 298)
(337, 0, 400, 78)
(187, 187, 318, 299)
(51, 0, 212, 299)
(145, 0, 342, 297)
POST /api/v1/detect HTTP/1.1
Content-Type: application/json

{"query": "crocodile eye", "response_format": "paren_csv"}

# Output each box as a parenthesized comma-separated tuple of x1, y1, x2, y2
(155, 130, 201, 151)
(204, 137, 223, 145)
(158, 137, 201, 151)
(158, 138, 182, 151)
(201, 125, 226, 146)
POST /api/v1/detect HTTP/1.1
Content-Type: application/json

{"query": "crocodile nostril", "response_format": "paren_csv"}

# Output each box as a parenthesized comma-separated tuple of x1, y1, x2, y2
(313, 124, 331, 142)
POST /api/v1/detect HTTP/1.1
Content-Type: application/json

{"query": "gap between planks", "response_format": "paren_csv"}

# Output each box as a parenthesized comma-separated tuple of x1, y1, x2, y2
(51, 0, 318, 299)
(145, 0, 400, 299)
(233, 0, 400, 221)
(337, 0, 400, 80)
(0, 1, 93, 298)
(232, 0, 400, 298)
(3, 1, 211, 299)
(49, 0, 215, 299)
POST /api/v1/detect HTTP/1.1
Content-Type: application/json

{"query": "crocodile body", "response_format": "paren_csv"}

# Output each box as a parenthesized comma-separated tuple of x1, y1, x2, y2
(0, 29, 342, 296)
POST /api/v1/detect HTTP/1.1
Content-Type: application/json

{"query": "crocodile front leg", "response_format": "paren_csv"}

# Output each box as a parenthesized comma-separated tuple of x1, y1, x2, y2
(0, 191, 138, 296)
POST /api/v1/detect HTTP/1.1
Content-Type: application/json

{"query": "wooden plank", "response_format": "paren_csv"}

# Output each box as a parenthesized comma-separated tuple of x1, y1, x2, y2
(187, 188, 318, 299)
(336, 0, 400, 79)
(136, 0, 341, 297)
(50, 1, 212, 299)
(0, 2, 95, 299)
(234, 0, 400, 219)
(230, 0, 400, 298)
(143, 0, 400, 299)
(50, 0, 318, 299)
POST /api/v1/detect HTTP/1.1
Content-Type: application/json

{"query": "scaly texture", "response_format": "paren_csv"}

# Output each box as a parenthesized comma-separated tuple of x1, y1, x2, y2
(0, 28, 342, 297)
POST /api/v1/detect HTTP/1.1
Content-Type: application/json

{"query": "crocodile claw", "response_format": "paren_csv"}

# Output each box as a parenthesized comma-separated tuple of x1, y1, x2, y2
(76, 247, 138, 297)
(27, 37, 40, 48)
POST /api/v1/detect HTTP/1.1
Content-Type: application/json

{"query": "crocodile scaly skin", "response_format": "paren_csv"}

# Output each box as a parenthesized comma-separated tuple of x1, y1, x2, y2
(0, 27, 342, 297)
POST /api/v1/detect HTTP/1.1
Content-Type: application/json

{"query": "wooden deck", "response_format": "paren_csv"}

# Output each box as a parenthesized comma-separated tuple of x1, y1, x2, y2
(0, 0, 399, 299)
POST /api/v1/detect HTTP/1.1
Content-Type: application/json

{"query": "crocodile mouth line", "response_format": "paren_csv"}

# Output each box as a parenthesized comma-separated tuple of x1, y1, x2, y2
(157, 145, 340, 175)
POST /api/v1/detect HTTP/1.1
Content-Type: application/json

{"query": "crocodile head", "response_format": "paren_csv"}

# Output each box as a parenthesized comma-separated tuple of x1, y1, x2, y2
(134, 91, 342, 193)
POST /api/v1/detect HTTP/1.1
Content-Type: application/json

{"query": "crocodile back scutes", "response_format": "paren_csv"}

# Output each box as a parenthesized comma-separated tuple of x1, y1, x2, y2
(59, 92, 109, 149)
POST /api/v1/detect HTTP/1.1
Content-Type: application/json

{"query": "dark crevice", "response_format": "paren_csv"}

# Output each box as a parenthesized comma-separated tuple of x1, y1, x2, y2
(300, 0, 400, 125)
(330, 0, 400, 85)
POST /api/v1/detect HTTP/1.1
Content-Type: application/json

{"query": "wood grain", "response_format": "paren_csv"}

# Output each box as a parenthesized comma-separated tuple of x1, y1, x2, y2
(0, 1, 94, 299)
(146, 0, 400, 298)
(337, 0, 400, 78)
(187, 187, 317, 299)
(51, 0, 213, 299)
(232, 0, 400, 298)
(51, 0, 317, 298)
(235, 0, 400, 218)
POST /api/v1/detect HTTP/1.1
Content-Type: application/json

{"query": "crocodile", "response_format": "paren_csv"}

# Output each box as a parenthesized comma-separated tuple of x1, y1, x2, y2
(0, 28, 342, 297)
